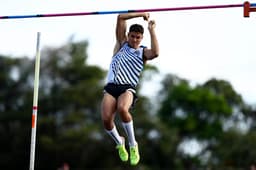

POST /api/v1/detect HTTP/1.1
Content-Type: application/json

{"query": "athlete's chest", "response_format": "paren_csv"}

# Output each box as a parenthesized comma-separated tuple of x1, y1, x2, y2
(114, 46, 141, 61)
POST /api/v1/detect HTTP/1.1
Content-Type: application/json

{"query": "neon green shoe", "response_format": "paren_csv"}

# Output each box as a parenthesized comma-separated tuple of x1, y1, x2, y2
(130, 144, 140, 166)
(116, 139, 128, 162)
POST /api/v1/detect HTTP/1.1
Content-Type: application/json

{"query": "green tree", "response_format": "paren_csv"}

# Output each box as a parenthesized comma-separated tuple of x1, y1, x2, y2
(157, 74, 254, 170)
(1, 39, 255, 170)
(0, 55, 33, 169)
(34, 39, 109, 170)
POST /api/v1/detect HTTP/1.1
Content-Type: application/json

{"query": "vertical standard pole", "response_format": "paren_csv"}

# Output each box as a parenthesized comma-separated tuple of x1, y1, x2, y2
(244, 1, 256, 17)
(244, 1, 250, 17)
(29, 32, 41, 170)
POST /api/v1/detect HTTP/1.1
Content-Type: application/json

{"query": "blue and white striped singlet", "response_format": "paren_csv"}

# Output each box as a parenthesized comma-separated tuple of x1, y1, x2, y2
(107, 42, 145, 87)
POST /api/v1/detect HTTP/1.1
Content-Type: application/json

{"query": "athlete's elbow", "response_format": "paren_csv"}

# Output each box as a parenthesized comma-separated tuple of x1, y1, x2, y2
(145, 49, 159, 60)
(151, 47, 159, 58)
(153, 51, 159, 58)
(149, 54, 159, 60)
(117, 14, 126, 20)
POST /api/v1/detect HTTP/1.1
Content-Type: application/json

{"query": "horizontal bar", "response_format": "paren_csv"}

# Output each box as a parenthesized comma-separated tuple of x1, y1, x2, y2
(0, 3, 252, 20)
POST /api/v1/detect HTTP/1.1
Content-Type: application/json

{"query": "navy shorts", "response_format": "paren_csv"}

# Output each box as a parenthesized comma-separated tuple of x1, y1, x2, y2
(103, 83, 138, 107)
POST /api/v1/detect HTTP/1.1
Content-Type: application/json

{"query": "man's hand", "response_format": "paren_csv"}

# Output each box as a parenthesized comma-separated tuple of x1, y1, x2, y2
(148, 20, 156, 30)
(142, 13, 150, 21)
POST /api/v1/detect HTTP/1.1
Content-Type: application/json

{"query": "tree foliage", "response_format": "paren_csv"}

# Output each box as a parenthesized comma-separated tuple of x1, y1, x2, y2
(157, 74, 256, 169)
(0, 40, 255, 170)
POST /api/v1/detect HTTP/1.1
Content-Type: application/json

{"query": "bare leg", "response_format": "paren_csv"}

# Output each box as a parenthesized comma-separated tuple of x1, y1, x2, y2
(101, 93, 122, 145)
(101, 93, 117, 130)
(117, 91, 137, 146)
(117, 90, 133, 122)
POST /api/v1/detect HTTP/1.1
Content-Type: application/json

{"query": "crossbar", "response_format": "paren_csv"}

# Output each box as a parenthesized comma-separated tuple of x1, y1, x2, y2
(0, 3, 254, 20)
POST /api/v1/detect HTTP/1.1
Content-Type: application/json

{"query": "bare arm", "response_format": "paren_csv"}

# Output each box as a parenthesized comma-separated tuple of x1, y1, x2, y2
(143, 20, 159, 60)
(113, 12, 150, 54)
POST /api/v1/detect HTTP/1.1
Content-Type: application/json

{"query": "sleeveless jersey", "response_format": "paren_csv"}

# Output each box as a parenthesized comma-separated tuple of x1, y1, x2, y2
(106, 42, 145, 87)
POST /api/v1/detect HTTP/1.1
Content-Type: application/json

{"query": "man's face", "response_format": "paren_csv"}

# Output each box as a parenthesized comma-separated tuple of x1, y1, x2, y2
(127, 32, 143, 49)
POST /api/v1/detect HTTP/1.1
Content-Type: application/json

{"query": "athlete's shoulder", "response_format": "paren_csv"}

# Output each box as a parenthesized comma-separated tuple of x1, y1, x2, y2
(140, 45, 147, 49)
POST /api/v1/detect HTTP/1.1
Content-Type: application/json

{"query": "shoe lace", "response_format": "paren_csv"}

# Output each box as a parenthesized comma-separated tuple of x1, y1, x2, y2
(117, 145, 125, 153)
(120, 150, 126, 157)
(130, 147, 137, 157)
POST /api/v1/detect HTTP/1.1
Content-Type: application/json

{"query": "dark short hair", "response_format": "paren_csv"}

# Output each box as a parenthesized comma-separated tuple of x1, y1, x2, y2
(129, 24, 144, 34)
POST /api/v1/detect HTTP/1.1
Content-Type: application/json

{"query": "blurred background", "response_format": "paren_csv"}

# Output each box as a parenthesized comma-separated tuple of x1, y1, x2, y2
(1, 0, 256, 169)
(0, 38, 255, 170)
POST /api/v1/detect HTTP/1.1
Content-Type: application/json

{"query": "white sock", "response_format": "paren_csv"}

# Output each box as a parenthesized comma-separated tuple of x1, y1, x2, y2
(122, 121, 137, 147)
(105, 126, 123, 145)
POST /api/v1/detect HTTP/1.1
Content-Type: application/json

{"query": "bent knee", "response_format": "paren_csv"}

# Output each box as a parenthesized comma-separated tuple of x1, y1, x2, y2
(102, 112, 113, 121)
(117, 105, 129, 115)
(101, 114, 115, 130)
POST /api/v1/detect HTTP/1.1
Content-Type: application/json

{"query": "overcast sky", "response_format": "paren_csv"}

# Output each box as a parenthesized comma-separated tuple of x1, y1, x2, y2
(1, 0, 256, 105)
